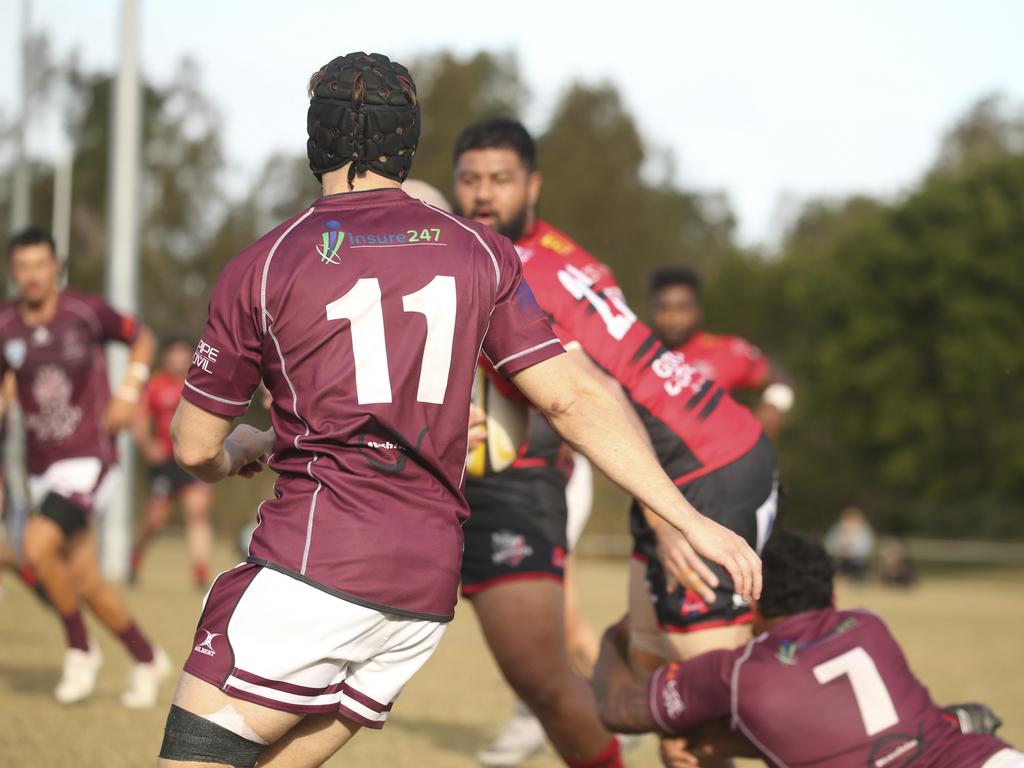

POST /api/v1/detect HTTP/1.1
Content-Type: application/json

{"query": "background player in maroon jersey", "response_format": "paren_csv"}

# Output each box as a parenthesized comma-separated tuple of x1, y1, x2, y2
(593, 528, 1023, 768)
(648, 265, 794, 441)
(130, 338, 214, 588)
(0, 226, 167, 708)
(452, 118, 776, 768)
(157, 53, 759, 768)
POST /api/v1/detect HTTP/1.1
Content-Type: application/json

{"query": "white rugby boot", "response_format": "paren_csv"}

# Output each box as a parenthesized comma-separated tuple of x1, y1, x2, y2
(55, 645, 103, 704)
(478, 699, 546, 766)
(120, 646, 171, 709)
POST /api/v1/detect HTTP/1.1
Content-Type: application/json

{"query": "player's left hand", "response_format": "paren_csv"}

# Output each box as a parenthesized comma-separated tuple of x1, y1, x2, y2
(105, 397, 138, 434)
(660, 737, 699, 768)
(654, 520, 718, 604)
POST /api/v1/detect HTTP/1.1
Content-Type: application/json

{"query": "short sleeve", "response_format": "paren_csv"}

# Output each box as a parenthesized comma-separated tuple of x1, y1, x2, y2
(647, 648, 737, 736)
(182, 260, 262, 418)
(729, 337, 769, 390)
(482, 238, 564, 376)
(83, 295, 140, 345)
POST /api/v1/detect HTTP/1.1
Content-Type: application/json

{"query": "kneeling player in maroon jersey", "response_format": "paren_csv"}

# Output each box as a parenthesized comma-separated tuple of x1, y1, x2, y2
(157, 53, 760, 768)
(0, 227, 166, 707)
(593, 528, 1022, 768)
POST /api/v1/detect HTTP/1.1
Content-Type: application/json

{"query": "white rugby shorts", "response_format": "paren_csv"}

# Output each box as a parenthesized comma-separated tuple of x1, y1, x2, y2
(984, 750, 1024, 768)
(27, 456, 119, 518)
(183, 563, 446, 728)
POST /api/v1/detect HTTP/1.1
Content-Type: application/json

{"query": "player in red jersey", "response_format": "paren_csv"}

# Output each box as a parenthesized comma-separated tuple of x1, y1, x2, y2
(157, 53, 759, 768)
(0, 226, 168, 707)
(453, 118, 777, 768)
(130, 338, 214, 588)
(594, 528, 1023, 768)
(648, 266, 794, 440)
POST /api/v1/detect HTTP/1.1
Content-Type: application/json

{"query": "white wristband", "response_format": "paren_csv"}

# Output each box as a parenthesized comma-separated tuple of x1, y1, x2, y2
(128, 362, 151, 382)
(762, 383, 794, 413)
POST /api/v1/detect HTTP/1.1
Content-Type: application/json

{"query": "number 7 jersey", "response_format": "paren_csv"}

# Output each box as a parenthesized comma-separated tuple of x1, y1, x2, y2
(648, 607, 1009, 767)
(183, 189, 563, 621)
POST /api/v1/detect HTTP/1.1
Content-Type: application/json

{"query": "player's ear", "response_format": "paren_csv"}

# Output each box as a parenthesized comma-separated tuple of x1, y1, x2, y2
(527, 171, 542, 208)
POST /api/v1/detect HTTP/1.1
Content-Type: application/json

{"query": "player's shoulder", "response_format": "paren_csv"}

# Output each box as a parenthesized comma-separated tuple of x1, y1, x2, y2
(218, 206, 319, 291)
(0, 300, 19, 332)
(529, 220, 589, 259)
(843, 607, 892, 636)
(59, 287, 107, 320)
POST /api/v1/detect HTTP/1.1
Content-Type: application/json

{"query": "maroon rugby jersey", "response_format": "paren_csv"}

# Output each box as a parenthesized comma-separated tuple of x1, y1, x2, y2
(0, 289, 140, 474)
(676, 331, 768, 393)
(648, 607, 1008, 767)
(183, 189, 562, 620)
(516, 221, 761, 484)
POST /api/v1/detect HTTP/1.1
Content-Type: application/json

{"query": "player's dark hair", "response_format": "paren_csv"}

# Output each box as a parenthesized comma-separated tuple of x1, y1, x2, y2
(6, 226, 57, 261)
(648, 265, 703, 298)
(757, 528, 834, 618)
(453, 117, 536, 172)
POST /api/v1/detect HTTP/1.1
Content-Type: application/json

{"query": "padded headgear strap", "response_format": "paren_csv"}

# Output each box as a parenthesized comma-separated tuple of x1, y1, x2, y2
(306, 52, 420, 187)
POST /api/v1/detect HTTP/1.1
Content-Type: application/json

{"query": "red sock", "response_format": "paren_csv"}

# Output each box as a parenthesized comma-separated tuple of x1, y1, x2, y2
(18, 564, 37, 588)
(193, 562, 208, 586)
(118, 622, 155, 663)
(61, 608, 90, 652)
(564, 737, 622, 768)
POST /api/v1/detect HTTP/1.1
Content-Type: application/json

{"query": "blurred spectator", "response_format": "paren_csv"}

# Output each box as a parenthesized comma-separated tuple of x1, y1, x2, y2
(824, 506, 875, 581)
(877, 537, 917, 587)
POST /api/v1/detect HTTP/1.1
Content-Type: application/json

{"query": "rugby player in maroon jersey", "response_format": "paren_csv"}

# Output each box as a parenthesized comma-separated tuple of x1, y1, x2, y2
(130, 338, 214, 588)
(452, 118, 778, 768)
(157, 53, 759, 768)
(594, 528, 1023, 768)
(647, 265, 795, 440)
(0, 226, 167, 707)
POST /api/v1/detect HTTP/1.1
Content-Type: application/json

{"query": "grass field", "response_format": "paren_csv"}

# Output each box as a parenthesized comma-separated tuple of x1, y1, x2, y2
(1, 536, 1021, 767)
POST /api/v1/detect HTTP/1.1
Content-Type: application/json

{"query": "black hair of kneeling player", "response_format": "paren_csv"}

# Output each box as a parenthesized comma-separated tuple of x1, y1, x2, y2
(757, 528, 835, 618)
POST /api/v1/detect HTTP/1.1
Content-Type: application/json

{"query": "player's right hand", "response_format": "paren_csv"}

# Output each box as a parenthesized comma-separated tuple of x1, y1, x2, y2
(677, 515, 762, 603)
(654, 522, 718, 604)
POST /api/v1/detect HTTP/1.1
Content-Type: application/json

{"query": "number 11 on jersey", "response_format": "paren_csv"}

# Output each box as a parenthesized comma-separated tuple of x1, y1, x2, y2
(326, 276, 457, 405)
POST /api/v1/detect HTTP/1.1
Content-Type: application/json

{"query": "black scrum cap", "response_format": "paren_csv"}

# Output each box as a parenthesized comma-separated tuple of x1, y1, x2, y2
(306, 52, 420, 187)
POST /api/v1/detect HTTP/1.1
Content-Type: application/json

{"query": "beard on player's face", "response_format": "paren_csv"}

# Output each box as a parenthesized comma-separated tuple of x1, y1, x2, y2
(458, 199, 530, 244)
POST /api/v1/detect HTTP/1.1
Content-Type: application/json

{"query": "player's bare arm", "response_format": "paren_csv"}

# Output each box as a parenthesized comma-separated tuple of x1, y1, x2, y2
(105, 324, 157, 433)
(567, 347, 717, 602)
(510, 353, 762, 601)
(592, 617, 655, 734)
(170, 400, 273, 483)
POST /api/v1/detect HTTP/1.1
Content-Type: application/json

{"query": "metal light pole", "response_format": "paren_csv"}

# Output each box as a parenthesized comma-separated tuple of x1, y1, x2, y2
(51, 142, 73, 269)
(3, 0, 33, 557)
(102, 0, 142, 579)
(10, 0, 32, 231)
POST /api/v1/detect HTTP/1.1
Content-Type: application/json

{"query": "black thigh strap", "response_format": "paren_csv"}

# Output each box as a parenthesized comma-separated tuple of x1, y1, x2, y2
(159, 705, 265, 768)
(39, 492, 88, 538)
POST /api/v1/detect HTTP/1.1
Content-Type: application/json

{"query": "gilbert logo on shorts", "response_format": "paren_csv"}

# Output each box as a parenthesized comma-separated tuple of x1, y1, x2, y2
(193, 629, 220, 657)
(192, 339, 219, 373)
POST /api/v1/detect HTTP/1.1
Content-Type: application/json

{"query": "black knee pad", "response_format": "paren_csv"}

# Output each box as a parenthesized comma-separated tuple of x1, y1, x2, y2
(39, 493, 88, 538)
(159, 705, 265, 768)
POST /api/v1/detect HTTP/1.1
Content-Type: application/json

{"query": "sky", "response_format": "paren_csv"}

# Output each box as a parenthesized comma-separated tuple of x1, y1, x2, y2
(1, 0, 1022, 246)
